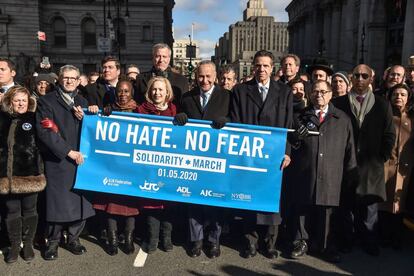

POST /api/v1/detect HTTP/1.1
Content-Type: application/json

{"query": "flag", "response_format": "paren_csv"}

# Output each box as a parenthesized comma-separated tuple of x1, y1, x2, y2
(37, 31, 46, 41)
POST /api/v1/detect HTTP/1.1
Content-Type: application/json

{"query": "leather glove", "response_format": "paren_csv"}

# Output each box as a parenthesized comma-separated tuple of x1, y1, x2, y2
(292, 124, 309, 141)
(211, 117, 228, 129)
(173, 112, 188, 126)
(102, 105, 112, 116)
(41, 118, 59, 133)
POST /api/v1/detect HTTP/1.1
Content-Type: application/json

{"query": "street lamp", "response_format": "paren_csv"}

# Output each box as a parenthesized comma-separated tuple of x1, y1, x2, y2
(104, 0, 130, 62)
(359, 22, 366, 64)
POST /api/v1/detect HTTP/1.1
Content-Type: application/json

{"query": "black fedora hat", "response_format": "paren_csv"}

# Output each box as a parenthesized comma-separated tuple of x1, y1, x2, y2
(307, 59, 334, 76)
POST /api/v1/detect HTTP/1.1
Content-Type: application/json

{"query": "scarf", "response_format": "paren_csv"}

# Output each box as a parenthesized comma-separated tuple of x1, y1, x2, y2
(113, 99, 137, 112)
(348, 87, 375, 127)
(57, 85, 78, 108)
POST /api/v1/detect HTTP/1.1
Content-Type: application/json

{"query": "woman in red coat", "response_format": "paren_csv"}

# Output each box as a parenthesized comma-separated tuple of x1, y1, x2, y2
(135, 76, 176, 253)
(93, 80, 139, 255)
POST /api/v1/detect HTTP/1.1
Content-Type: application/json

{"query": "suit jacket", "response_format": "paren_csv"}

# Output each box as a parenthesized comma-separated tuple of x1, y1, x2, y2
(135, 68, 188, 108)
(332, 93, 396, 201)
(180, 85, 231, 121)
(230, 78, 293, 225)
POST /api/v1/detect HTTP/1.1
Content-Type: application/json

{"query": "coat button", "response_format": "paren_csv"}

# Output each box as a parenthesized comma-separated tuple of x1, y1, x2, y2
(404, 122, 408, 126)
(320, 132, 323, 136)
(319, 153, 323, 157)
(404, 163, 409, 167)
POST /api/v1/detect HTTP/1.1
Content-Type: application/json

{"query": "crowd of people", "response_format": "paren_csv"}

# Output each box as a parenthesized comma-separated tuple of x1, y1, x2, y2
(1, 43, 414, 266)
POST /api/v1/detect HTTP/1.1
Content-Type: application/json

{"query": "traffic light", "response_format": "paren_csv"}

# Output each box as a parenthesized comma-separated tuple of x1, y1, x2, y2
(188, 63, 194, 72)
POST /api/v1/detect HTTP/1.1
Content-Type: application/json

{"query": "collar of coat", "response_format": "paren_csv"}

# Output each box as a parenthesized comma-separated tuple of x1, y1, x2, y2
(301, 102, 340, 121)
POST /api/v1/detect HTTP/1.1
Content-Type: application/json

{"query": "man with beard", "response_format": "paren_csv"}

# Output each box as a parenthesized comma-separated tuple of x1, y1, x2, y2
(332, 64, 395, 256)
(135, 43, 188, 108)
(32, 74, 55, 99)
(36, 65, 95, 260)
(85, 56, 121, 108)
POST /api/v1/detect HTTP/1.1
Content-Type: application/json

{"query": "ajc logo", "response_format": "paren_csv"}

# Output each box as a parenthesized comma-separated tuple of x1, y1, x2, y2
(200, 189, 213, 197)
(139, 180, 164, 192)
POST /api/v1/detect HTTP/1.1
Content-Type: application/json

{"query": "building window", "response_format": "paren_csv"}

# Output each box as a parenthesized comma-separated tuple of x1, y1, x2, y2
(113, 18, 126, 48)
(82, 18, 96, 48)
(143, 25, 153, 41)
(52, 17, 66, 47)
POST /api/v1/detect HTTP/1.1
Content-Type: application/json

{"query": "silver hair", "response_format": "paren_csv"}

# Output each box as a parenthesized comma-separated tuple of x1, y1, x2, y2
(59, 65, 80, 78)
(197, 60, 216, 73)
(152, 43, 171, 57)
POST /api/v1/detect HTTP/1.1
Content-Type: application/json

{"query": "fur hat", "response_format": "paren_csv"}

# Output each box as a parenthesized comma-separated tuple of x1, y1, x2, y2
(332, 71, 350, 87)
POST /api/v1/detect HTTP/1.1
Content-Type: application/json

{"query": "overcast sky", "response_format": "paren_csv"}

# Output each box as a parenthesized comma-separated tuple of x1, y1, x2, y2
(173, 0, 291, 59)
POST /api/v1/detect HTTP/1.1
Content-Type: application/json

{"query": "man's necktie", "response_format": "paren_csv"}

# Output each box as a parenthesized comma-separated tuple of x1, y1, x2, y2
(259, 86, 267, 101)
(356, 95, 364, 104)
(201, 93, 208, 109)
(318, 111, 325, 123)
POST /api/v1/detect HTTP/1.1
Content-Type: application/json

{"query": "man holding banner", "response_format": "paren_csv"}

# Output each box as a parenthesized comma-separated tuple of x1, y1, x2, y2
(230, 50, 293, 259)
(175, 60, 231, 259)
(36, 65, 95, 260)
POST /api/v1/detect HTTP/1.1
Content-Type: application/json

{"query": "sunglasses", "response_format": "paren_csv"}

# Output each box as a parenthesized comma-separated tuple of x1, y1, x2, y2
(353, 73, 370, 80)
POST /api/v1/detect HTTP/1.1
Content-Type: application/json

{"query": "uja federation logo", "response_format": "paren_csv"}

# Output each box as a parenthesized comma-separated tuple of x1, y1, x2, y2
(103, 177, 132, 186)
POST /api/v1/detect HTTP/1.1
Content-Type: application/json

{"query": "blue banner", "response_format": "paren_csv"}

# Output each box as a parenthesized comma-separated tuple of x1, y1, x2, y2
(74, 112, 287, 212)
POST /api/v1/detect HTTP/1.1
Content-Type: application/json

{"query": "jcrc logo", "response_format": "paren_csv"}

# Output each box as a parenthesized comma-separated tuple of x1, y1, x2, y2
(200, 189, 213, 197)
(139, 180, 164, 192)
(231, 193, 252, 202)
(176, 186, 191, 197)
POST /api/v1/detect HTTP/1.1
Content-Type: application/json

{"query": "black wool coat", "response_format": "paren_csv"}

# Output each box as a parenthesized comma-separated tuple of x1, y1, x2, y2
(36, 90, 95, 222)
(84, 78, 111, 109)
(0, 109, 46, 194)
(230, 78, 293, 225)
(286, 104, 357, 207)
(332, 94, 396, 202)
(134, 68, 189, 108)
(180, 85, 231, 121)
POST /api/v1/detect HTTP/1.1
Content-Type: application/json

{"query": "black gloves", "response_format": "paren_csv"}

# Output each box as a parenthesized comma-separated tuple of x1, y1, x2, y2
(174, 112, 188, 126)
(211, 117, 228, 129)
(102, 105, 113, 116)
(292, 124, 309, 141)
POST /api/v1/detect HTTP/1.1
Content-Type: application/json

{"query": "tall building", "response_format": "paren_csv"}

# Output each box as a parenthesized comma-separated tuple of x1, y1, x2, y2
(286, 0, 414, 74)
(0, 0, 174, 79)
(214, 0, 289, 79)
(172, 38, 201, 76)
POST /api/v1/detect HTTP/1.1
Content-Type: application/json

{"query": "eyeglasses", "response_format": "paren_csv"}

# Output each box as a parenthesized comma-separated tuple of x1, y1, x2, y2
(389, 72, 403, 78)
(62, 77, 79, 82)
(353, 73, 370, 80)
(311, 90, 331, 96)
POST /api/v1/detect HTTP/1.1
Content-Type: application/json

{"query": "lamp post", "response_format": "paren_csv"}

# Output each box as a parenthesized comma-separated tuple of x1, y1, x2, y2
(105, 0, 129, 62)
(359, 22, 366, 64)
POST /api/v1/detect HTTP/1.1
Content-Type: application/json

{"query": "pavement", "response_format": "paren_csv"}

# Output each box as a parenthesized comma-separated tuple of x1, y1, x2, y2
(1, 228, 414, 276)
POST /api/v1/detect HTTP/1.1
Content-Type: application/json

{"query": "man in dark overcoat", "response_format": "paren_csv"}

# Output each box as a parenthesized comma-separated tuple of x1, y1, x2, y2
(230, 50, 293, 259)
(174, 60, 231, 259)
(36, 65, 95, 260)
(85, 56, 121, 109)
(332, 64, 395, 256)
(286, 80, 357, 263)
(134, 43, 188, 108)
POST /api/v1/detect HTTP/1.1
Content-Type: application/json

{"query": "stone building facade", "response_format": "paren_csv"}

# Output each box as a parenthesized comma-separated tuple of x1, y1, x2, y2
(0, 0, 174, 79)
(286, 0, 413, 74)
(214, 0, 289, 79)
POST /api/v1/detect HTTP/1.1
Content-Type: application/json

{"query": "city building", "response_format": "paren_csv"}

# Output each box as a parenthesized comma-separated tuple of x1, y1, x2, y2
(172, 38, 201, 76)
(286, 0, 413, 75)
(214, 0, 289, 79)
(0, 0, 174, 79)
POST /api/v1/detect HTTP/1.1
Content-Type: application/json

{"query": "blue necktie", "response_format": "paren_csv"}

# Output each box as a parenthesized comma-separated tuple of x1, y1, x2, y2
(201, 93, 208, 109)
(259, 86, 267, 101)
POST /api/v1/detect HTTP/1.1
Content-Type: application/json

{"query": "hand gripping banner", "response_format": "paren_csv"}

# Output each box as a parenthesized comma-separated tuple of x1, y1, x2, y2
(74, 112, 288, 212)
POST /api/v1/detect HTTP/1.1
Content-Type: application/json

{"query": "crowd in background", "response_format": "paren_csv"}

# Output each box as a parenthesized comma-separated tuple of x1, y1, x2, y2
(1, 44, 414, 266)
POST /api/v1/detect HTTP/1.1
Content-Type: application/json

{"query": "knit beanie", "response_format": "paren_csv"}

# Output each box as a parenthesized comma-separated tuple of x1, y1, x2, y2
(332, 71, 350, 87)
